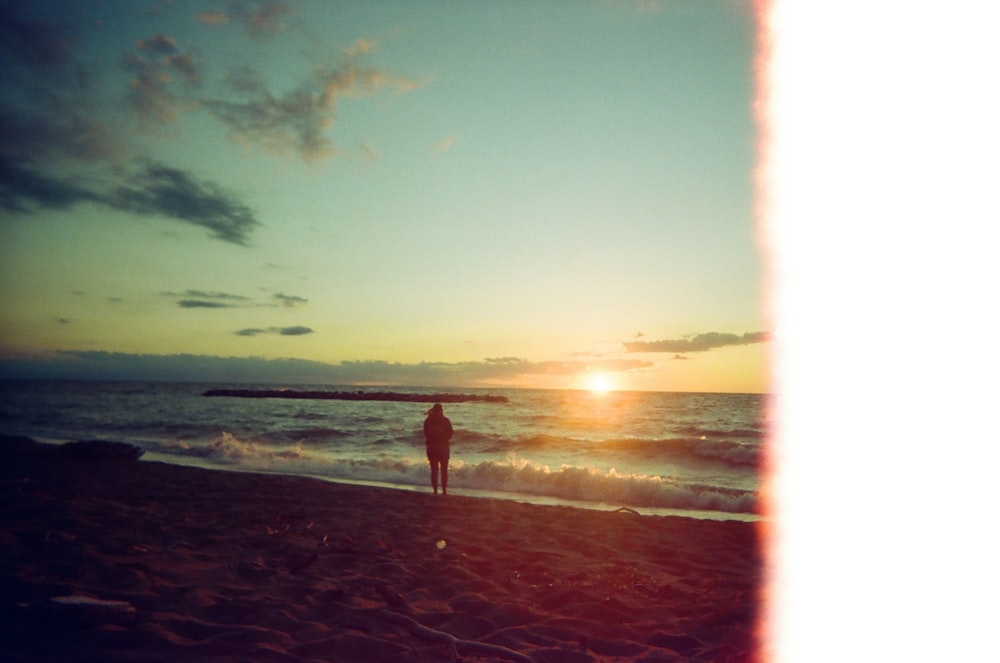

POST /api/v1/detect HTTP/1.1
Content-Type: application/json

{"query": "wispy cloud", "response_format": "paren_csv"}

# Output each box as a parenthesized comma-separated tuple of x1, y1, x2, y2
(106, 163, 259, 244)
(623, 331, 769, 353)
(169, 290, 251, 301)
(275, 293, 308, 308)
(236, 326, 314, 336)
(179, 300, 232, 309)
(195, 12, 229, 27)
(1, 159, 258, 243)
(196, 1, 294, 37)
(166, 290, 310, 310)
(0, 7, 260, 245)
(434, 134, 456, 156)
(1, 4, 418, 251)
(201, 42, 423, 161)
(122, 33, 204, 125)
(226, 0, 294, 37)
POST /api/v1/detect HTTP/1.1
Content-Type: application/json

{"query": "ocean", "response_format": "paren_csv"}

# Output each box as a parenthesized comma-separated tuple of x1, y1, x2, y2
(0, 380, 767, 521)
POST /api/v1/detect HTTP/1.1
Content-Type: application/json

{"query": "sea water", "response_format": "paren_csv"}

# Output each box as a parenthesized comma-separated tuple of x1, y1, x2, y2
(0, 380, 768, 521)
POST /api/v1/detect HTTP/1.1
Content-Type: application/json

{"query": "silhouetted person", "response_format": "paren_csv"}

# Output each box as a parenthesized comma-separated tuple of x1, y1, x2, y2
(423, 402, 453, 494)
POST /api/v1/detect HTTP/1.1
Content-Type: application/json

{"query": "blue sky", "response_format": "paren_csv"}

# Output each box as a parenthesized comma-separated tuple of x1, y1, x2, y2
(0, 0, 767, 391)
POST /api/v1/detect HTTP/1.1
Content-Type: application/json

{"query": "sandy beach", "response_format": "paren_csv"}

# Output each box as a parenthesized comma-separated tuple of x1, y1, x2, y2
(0, 436, 762, 662)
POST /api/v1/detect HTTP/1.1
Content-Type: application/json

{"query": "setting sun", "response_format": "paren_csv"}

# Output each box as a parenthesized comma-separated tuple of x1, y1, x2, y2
(586, 373, 614, 393)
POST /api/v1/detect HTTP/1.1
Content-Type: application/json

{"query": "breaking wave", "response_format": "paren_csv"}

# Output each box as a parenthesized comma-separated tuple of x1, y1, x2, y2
(150, 433, 759, 515)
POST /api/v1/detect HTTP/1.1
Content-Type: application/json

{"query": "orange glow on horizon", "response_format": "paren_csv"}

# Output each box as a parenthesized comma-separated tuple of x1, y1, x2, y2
(584, 373, 615, 394)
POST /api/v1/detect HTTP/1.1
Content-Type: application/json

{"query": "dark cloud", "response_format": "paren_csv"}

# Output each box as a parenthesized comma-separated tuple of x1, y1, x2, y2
(347, 355, 658, 383)
(135, 34, 179, 57)
(172, 291, 243, 308)
(280, 325, 313, 336)
(0, 7, 258, 245)
(171, 290, 251, 301)
(0, 103, 119, 165)
(236, 326, 315, 336)
(0, 4, 86, 78)
(0, 161, 260, 244)
(104, 163, 259, 245)
(179, 300, 232, 308)
(0, 6, 115, 168)
(623, 331, 769, 353)
(171, 291, 306, 311)
(275, 293, 308, 307)
(0, 352, 652, 386)
(0, 158, 101, 212)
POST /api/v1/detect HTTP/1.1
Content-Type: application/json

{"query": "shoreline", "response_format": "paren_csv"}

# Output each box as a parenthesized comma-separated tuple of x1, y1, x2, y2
(139, 451, 762, 524)
(1, 435, 763, 661)
(19, 434, 763, 523)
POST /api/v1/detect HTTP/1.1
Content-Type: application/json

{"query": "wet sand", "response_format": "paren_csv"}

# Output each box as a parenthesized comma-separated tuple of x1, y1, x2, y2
(0, 436, 762, 662)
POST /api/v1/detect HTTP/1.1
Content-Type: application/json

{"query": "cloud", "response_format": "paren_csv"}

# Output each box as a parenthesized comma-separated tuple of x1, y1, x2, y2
(179, 300, 232, 309)
(122, 33, 204, 125)
(0, 6, 119, 167)
(0, 9, 258, 245)
(104, 162, 260, 244)
(345, 37, 377, 56)
(280, 325, 313, 336)
(201, 46, 422, 161)
(353, 356, 655, 384)
(2, 147, 256, 245)
(167, 290, 250, 308)
(275, 293, 308, 307)
(171, 290, 251, 301)
(0, 6, 86, 76)
(358, 142, 380, 162)
(196, 2, 294, 37)
(0, 351, 653, 386)
(0, 103, 120, 166)
(623, 331, 769, 353)
(0, 158, 101, 213)
(195, 12, 229, 26)
(236, 326, 314, 336)
(169, 290, 308, 310)
(228, 0, 294, 37)
(434, 134, 456, 155)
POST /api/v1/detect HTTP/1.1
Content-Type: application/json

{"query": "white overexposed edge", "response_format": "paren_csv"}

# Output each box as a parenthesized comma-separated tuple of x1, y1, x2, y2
(762, 1, 1000, 661)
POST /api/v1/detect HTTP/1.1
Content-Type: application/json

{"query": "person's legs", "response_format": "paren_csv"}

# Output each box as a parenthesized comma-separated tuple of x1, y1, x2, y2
(429, 459, 439, 494)
(441, 459, 448, 495)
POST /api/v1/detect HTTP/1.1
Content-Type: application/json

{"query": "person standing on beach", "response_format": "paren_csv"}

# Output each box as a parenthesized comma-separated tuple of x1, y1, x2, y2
(423, 403, 453, 495)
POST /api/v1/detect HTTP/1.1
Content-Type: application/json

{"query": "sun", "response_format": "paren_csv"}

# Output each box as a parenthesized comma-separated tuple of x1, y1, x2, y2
(586, 373, 614, 394)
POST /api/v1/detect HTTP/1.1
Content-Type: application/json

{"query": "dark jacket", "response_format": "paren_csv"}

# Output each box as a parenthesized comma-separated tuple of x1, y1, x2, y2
(423, 412, 453, 460)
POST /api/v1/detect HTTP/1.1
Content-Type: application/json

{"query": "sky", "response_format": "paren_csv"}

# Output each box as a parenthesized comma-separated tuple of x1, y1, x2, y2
(0, 0, 767, 392)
